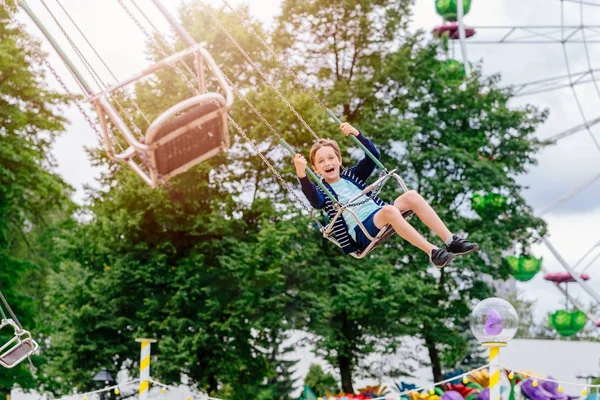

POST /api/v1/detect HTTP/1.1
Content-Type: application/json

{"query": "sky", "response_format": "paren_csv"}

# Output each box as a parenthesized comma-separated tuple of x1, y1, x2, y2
(9, 0, 600, 367)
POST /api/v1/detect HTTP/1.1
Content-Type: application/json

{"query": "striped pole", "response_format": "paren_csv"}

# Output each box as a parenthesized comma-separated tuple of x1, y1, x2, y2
(135, 338, 157, 400)
(487, 344, 504, 400)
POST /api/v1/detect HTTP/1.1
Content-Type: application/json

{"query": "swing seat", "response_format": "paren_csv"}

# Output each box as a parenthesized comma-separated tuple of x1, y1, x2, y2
(320, 170, 414, 258)
(89, 43, 233, 188)
(145, 96, 229, 180)
(0, 319, 38, 369)
(350, 210, 413, 259)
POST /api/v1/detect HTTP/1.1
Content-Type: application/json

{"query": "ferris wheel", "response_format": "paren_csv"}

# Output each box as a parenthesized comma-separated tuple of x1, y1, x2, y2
(429, 0, 600, 336)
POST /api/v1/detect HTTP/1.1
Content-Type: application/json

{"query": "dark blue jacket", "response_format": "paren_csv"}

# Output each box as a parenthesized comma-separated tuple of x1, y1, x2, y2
(299, 133, 386, 254)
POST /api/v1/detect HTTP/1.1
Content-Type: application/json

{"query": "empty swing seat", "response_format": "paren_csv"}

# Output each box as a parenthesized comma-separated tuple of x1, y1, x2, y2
(0, 319, 39, 369)
(146, 101, 228, 179)
(0, 339, 36, 368)
(89, 43, 234, 188)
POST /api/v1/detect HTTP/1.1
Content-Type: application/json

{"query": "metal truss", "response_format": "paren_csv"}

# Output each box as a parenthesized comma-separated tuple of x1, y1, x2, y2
(465, 25, 600, 44)
(511, 68, 600, 96)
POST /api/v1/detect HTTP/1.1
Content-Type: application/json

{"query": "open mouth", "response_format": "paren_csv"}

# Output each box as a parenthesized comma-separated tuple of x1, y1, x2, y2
(324, 167, 335, 173)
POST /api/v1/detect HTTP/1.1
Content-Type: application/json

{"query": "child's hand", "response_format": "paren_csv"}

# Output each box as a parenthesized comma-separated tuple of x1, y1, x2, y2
(293, 153, 307, 178)
(340, 122, 359, 137)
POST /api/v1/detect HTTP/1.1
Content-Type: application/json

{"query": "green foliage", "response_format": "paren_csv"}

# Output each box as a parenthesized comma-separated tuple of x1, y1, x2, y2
(304, 364, 340, 396)
(0, 1, 73, 394)
(374, 40, 547, 379)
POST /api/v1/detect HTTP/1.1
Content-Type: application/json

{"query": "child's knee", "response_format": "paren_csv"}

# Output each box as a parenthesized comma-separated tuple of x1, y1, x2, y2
(397, 190, 420, 205)
(380, 205, 400, 218)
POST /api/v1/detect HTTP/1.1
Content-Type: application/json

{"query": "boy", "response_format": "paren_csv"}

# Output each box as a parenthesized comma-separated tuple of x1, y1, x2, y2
(293, 122, 478, 267)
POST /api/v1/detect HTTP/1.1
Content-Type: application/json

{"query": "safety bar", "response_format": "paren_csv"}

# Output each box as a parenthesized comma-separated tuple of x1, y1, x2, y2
(322, 171, 410, 242)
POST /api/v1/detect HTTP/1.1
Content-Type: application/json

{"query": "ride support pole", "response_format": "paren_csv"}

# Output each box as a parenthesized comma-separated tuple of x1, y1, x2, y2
(135, 338, 157, 400)
(487, 343, 503, 400)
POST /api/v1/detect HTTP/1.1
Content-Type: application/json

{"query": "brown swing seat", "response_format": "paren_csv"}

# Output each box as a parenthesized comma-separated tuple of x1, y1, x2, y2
(145, 99, 229, 180)
(90, 43, 233, 188)
(350, 210, 414, 259)
(0, 319, 38, 369)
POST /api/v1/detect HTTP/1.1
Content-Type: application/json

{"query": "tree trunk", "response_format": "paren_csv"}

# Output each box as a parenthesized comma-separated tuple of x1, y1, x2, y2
(337, 312, 355, 394)
(425, 334, 443, 383)
(208, 374, 218, 394)
(338, 351, 354, 394)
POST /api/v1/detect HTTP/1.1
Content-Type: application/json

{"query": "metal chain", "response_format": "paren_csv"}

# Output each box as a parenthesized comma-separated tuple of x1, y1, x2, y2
(195, 0, 323, 143)
(39, 0, 104, 91)
(115, 0, 199, 94)
(220, 0, 330, 114)
(129, 0, 198, 85)
(0, 0, 117, 147)
(40, 0, 146, 139)
(53, 0, 152, 127)
(146, 0, 323, 225)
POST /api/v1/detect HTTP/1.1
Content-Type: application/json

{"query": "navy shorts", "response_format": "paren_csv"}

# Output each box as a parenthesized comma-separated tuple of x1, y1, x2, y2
(353, 209, 382, 249)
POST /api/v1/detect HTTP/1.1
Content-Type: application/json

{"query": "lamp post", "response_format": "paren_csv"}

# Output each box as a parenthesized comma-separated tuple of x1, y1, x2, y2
(470, 298, 519, 400)
(92, 368, 115, 400)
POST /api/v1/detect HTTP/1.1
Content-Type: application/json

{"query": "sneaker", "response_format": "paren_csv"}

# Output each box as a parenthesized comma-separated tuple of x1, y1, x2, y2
(430, 248, 455, 268)
(446, 235, 479, 256)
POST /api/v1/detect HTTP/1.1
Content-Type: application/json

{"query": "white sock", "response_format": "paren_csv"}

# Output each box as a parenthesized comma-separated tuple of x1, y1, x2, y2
(445, 235, 455, 246)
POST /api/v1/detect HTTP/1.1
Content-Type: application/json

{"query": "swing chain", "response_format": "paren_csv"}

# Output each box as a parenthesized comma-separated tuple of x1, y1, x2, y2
(0, 0, 107, 144)
(220, 0, 329, 113)
(226, 116, 324, 228)
(195, 0, 323, 143)
(145, 0, 324, 227)
(42, 0, 147, 140)
(343, 171, 391, 208)
(116, 0, 199, 95)
(54, 0, 152, 127)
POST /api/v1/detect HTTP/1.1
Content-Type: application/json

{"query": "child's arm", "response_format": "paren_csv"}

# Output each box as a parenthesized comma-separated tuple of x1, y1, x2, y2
(294, 153, 326, 209)
(340, 123, 381, 182)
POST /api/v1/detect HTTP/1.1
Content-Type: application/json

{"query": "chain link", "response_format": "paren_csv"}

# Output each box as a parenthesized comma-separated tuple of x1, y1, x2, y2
(195, 0, 323, 143)
(116, 0, 199, 94)
(146, 0, 323, 225)
(53, 0, 152, 127)
(40, 0, 146, 140)
(220, 0, 330, 114)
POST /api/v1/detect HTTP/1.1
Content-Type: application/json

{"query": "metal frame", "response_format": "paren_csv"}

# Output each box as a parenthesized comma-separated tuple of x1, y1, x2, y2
(321, 170, 411, 259)
(0, 319, 39, 369)
(18, 0, 234, 188)
(90, 44, 233, 187)
(464, 25, 600, 44)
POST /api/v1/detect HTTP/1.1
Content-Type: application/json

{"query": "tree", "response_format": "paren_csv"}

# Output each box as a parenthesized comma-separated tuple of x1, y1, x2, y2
(304, 364, 340, 397)
(373, 41, 548, 379)
(41, 4, 307, 399)
(0, 1, 73, 398)
(274, 0, 549, 387)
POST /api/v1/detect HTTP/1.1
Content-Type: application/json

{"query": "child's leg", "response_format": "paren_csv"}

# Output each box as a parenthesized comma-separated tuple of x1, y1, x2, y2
(392, 190, 452, 242)
(373, 205, 435, 255)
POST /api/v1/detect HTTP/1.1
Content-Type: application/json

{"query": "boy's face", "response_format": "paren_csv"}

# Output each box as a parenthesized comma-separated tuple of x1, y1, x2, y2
(313, 146, 342, 183)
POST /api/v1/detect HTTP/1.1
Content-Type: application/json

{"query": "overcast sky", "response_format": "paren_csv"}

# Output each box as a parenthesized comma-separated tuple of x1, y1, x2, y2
(11, 0, 600, 332)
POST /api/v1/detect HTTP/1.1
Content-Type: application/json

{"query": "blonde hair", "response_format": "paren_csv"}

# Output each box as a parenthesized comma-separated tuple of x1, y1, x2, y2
(309, 139, 341, 167)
